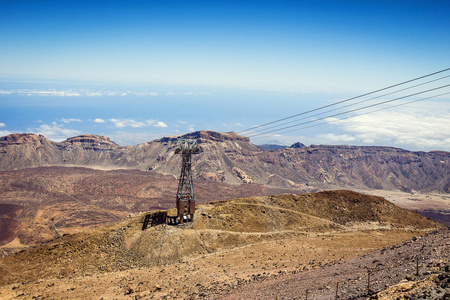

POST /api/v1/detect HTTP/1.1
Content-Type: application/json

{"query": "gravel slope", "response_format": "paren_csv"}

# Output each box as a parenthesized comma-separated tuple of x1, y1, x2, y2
(214, 227, 449, 300)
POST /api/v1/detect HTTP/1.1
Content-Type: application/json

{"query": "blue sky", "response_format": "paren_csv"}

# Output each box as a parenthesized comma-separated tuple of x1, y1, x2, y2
(1, 0, 449, 151)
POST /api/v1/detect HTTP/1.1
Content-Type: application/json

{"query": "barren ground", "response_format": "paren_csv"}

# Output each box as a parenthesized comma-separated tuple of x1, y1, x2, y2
(0, 191, 445, 300)
(354, 189, 450, 226)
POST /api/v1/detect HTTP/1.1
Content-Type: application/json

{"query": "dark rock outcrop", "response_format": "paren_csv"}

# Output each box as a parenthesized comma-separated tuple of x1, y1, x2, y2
(290, 142, 306, 149)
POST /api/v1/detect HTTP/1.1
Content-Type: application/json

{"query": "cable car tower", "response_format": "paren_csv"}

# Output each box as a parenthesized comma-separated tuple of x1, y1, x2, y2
(175, 138, 199, 224)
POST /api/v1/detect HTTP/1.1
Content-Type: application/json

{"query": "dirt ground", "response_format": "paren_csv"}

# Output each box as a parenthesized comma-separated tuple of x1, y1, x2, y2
(217, 228, 449, 300)
(0, 191, 445, 299)
(0, 229, 437, 300)
(353, 189, 450, 225)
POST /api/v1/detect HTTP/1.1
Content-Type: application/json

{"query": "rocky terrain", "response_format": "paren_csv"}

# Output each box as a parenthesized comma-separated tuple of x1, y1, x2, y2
(0, 190, 445, 299)
(2, 165, 448, 259)
(218, 227, 450, 300)
(0, 131, 448, 299)
(1, 131, 449, 193)
(0, 166, 272, 254)
(1, 131, 448, 254)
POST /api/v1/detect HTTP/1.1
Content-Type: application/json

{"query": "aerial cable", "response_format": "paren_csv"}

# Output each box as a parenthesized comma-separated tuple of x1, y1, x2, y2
(238, 67, 450, 134)
(262, 91, 450, 137)
(249, 91, 450, 140)
(248, 84, 450, 138)
(247, 84, 450, 138)
(249, 74, 450, 134)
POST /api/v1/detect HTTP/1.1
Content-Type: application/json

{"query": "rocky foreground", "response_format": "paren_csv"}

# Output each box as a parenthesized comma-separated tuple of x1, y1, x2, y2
(217, 227, 449, 300)
(0, 190, 445, 299)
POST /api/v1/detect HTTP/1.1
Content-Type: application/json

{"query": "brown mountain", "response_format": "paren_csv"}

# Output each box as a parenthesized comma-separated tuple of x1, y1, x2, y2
(0, 133, 121, 170)
(1, 131, 449, 193)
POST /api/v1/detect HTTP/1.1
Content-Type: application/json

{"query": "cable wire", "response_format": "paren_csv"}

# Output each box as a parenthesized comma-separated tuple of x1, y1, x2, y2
(247, 84, 450, 138)
(256, 91, 450, 138)
(237, 67, 450, 134)
(249, 74, 450, 134)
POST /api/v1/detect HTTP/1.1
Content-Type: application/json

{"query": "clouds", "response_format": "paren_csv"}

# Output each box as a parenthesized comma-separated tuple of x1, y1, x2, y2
(0, 88, 159, 97)
(109, 119, 142, 128)
(175, 120, 195, 133)
(0, 130, 11, 137)
(2, 76, 448, 152)
(133, 92, 158, 96)
(247, 100, 450, 152)
(166, 91, 209, 96)
(316, 133, 356, 143)
(34, 117, 169, 130)
(220, 122, 244, 129)
(0, 88, 210, 97)
(325, 102, 450, 151)
(109, 131, 166, 146)
(23, 116, 170, 143)
(0, 90, 82, 96)
(0, 123, 11, 137)
(35, 122, 81, 141)
(61, 118, 82, 123)
(109, 118, 167, 128)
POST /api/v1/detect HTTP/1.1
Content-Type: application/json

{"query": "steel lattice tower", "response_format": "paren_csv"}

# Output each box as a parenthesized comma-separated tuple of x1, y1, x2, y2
(175, 138, 199, 224)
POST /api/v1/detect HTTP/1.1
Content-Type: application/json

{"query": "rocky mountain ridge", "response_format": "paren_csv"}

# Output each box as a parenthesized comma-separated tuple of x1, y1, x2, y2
(1, 131, 449, 193)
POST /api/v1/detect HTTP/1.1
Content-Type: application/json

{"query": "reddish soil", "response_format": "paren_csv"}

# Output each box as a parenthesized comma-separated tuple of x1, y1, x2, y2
(0, 204, 22, 246)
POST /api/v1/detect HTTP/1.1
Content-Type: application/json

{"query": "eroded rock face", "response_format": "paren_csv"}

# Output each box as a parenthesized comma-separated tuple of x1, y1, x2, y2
(63, 134, 119, 149)
(0, 133, 46, 144)
(0, 133, 63, 170)
(0, 131, 449, 193)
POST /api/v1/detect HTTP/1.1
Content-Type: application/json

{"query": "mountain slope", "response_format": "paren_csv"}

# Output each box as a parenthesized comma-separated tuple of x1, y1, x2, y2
(1, 131, 449, 193)
(0, 190, 441, 287)
(0, 166, 267, 249)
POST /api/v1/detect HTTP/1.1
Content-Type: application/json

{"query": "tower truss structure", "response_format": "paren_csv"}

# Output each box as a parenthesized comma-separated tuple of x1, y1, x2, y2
(175, 138, 199, 224)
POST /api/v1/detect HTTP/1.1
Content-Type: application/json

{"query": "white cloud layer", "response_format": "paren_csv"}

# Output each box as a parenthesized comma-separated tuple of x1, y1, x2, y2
(0, 130, 11, 137)
(325, 102, 450, 151)
(0, 89, 159, 97)
(109, 118, 167, 128)
(93, 118, 106, 123)
(166, 92, 209, 96)
(34, 122, 81, 142)
(0, 123, 5, 128)
(61, 118, 82, 123)
(155, 121, 168, 128)
(110, 131, 168, 146)
(316, 133, 356, 143)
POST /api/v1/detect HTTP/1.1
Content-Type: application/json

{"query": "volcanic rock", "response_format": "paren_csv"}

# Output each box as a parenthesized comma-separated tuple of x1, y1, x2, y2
(0, 131, 449, 193)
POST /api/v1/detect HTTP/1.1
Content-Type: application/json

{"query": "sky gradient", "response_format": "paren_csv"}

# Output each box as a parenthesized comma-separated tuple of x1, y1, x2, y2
(1, 1, 449, 151)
